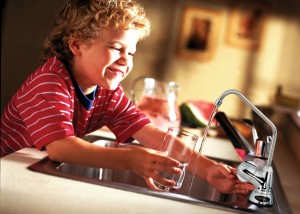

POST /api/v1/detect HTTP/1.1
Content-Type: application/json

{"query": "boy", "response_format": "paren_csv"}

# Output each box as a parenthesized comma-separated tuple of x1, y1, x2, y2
(1, 0, 253, 193)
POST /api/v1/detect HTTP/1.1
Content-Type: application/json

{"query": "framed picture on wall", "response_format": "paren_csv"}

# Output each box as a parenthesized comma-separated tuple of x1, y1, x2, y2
(225, 1, 268, 51)
(177, 6, 222, 62)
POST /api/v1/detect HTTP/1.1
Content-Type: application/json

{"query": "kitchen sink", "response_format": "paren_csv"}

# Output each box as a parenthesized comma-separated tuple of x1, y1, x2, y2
(28, 135, 291, 214)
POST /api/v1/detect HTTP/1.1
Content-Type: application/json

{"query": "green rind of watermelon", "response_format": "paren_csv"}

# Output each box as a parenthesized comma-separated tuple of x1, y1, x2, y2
(180, 101, 217, 128)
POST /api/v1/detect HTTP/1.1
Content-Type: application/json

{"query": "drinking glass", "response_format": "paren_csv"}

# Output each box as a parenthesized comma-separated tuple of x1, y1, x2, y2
(154, 126, 198, 191)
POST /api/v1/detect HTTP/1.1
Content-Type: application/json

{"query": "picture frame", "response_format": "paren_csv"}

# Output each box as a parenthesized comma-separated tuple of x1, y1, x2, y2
(177, 6, 222, 62)
(225, 1, 268, 51)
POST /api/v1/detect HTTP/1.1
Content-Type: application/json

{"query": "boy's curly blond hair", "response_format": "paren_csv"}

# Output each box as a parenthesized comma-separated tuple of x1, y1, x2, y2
(42, 0, 151, 67)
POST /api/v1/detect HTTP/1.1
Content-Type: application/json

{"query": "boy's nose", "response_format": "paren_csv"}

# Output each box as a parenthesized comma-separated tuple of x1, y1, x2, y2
(117, 54, 130, 65)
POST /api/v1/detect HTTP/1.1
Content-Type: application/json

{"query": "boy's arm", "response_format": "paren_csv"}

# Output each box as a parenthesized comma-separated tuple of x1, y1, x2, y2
(46, 136, 181, 187)
(46, 136, 131, 169)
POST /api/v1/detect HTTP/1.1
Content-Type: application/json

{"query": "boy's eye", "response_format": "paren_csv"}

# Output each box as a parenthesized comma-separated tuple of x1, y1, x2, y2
(111, 47, 121, 51)
(110, 47, 135, 57)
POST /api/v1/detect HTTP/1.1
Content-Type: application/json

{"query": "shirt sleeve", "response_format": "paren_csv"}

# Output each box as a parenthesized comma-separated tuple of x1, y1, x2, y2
(106, 87, 151, 143)
(15, 71, 75, 150)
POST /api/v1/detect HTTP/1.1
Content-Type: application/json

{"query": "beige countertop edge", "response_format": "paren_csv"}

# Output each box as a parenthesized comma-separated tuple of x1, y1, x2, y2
(0, 148, 234, 214)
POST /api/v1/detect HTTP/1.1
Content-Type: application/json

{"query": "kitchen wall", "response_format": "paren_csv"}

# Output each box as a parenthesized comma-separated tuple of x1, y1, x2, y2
(123, 0, 300, 118)
(1, 0, 300, 118)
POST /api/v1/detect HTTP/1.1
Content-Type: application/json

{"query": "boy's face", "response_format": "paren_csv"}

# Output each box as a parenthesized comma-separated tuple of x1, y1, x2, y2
(71, 28, 139, 93)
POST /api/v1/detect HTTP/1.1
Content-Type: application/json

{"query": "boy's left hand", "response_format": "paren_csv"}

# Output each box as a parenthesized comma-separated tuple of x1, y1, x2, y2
(207, 163, 255, 194)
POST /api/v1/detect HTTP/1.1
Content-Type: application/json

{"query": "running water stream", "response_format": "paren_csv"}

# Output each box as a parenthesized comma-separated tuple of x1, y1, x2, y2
(187, 104, 219, 196)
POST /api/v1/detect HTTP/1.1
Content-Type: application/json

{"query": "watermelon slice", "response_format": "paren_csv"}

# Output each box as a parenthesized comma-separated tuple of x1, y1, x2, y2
(180, 100, 217, 128)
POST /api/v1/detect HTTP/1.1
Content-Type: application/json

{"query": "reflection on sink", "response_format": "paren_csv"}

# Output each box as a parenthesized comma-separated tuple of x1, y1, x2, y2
(28, 136, 290, 214)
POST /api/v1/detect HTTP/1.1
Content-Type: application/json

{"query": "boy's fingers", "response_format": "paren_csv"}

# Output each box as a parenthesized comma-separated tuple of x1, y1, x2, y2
(149, 150, 180, 167)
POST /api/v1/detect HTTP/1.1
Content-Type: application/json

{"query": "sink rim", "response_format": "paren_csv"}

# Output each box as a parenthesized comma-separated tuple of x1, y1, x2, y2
(28, 156, 272, 214)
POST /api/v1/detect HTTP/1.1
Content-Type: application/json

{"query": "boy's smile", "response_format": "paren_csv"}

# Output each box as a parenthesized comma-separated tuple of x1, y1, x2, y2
(70, 28, 140, 94)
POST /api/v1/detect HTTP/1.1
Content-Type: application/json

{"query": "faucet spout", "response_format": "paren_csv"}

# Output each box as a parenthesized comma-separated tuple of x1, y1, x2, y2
(215, 89, 277, 167)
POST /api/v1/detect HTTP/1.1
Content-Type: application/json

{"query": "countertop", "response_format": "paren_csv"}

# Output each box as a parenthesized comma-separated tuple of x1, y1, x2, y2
(1, 148, 234, 214)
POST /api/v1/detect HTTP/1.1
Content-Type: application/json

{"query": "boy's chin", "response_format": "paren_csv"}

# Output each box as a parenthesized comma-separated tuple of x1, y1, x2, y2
(106, 82, 119, 90)
(98, 79, 121, 90)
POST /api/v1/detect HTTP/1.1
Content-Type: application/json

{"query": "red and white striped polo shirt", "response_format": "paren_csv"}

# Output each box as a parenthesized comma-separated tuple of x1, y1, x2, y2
(1, 57, 150, 157)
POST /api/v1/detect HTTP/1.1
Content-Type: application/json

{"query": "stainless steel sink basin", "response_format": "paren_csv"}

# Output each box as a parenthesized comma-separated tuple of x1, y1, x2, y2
(28, 135, 291, 214)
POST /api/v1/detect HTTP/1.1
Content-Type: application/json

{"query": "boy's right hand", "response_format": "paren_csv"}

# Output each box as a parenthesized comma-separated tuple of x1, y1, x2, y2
(126, 145, 181, 191)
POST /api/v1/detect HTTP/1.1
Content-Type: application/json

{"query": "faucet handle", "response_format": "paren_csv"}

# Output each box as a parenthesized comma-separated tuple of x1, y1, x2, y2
(255, 136, 272, 159)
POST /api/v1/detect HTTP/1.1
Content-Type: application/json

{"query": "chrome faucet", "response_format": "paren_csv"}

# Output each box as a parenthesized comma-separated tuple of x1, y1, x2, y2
(215, 89, 277, 207)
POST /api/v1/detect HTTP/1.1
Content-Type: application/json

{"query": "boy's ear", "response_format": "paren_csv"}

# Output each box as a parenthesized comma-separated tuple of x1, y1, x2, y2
(69, 37, 82, 56)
